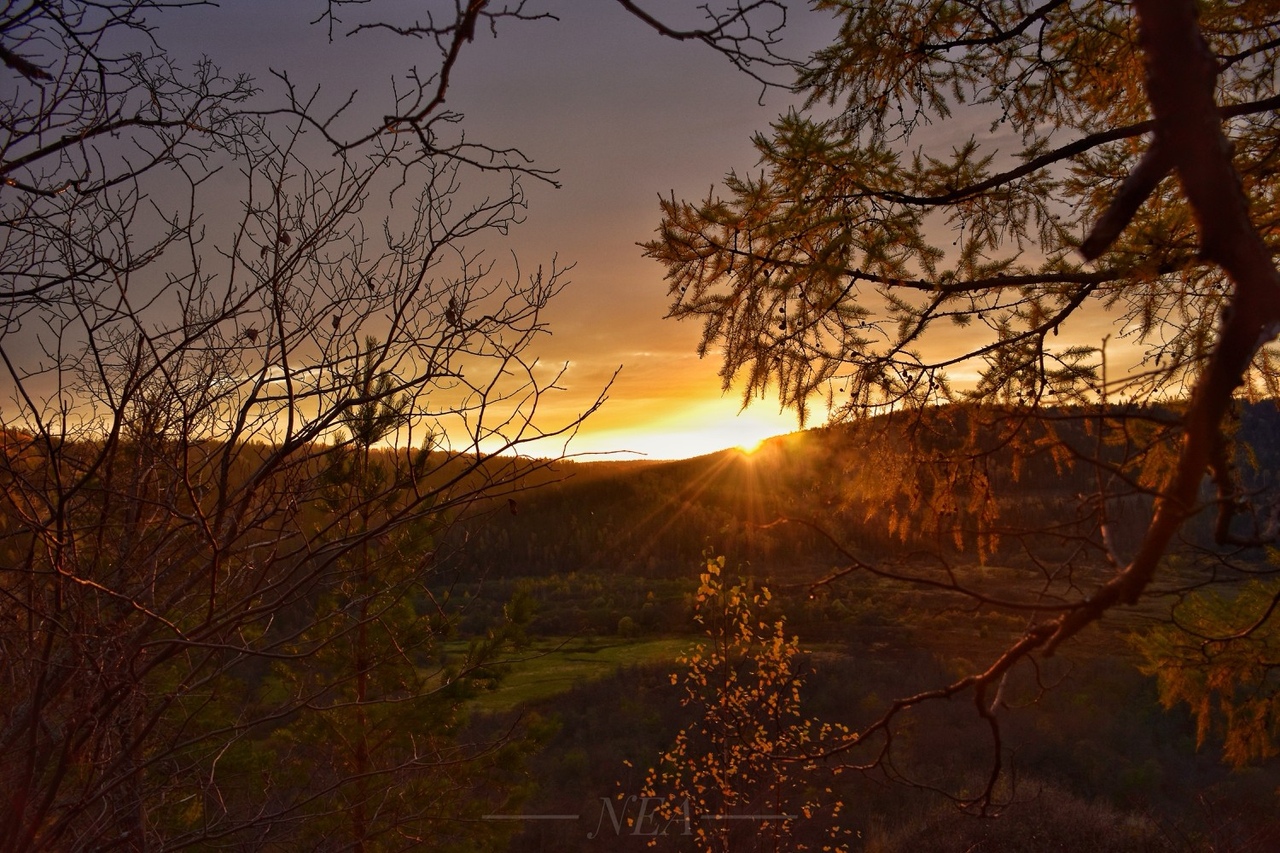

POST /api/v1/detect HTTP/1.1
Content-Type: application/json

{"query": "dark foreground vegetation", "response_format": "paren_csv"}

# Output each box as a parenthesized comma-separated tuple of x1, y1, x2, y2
(433, 403, 1280, 851)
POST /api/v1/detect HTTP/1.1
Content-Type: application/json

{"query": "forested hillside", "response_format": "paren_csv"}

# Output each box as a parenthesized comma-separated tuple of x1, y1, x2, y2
(448, 401, 1280, 582)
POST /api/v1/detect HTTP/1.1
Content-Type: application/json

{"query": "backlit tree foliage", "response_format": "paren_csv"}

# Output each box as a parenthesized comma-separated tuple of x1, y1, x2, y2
(646, 0, 1280, 801)
(1138, 577, 1280, 768)
(642, 557, 850, 852)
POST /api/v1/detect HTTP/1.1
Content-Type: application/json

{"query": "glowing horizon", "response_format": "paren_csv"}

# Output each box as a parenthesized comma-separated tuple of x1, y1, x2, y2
(511, 396, 803, 462)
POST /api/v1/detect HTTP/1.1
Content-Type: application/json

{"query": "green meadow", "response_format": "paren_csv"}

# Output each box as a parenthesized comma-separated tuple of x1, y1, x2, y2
(452, 637, 693, 713)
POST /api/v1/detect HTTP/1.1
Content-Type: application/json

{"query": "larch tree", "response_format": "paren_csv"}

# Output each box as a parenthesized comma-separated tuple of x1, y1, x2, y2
(644, 0, 1280, 804)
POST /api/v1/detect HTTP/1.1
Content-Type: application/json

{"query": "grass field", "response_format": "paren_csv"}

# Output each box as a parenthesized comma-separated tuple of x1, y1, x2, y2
(452, 636, 693, 713)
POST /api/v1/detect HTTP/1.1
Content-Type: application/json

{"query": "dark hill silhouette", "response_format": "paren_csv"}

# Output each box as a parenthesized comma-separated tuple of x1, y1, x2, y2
(446, 401, 1280, 580)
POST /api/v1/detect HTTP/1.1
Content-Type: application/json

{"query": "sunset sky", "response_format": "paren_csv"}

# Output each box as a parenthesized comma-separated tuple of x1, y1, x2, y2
(156, 1, 1131, 460)
(442, 0, 818, 459)
(155, 0, 834, 460)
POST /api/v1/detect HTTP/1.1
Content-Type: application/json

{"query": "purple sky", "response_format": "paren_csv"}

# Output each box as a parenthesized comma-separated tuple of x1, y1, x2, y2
(155, 0, 834, 458)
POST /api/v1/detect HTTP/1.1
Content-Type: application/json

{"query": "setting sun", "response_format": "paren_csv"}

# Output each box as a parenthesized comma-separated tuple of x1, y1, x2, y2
(547, 398, 798, 460)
